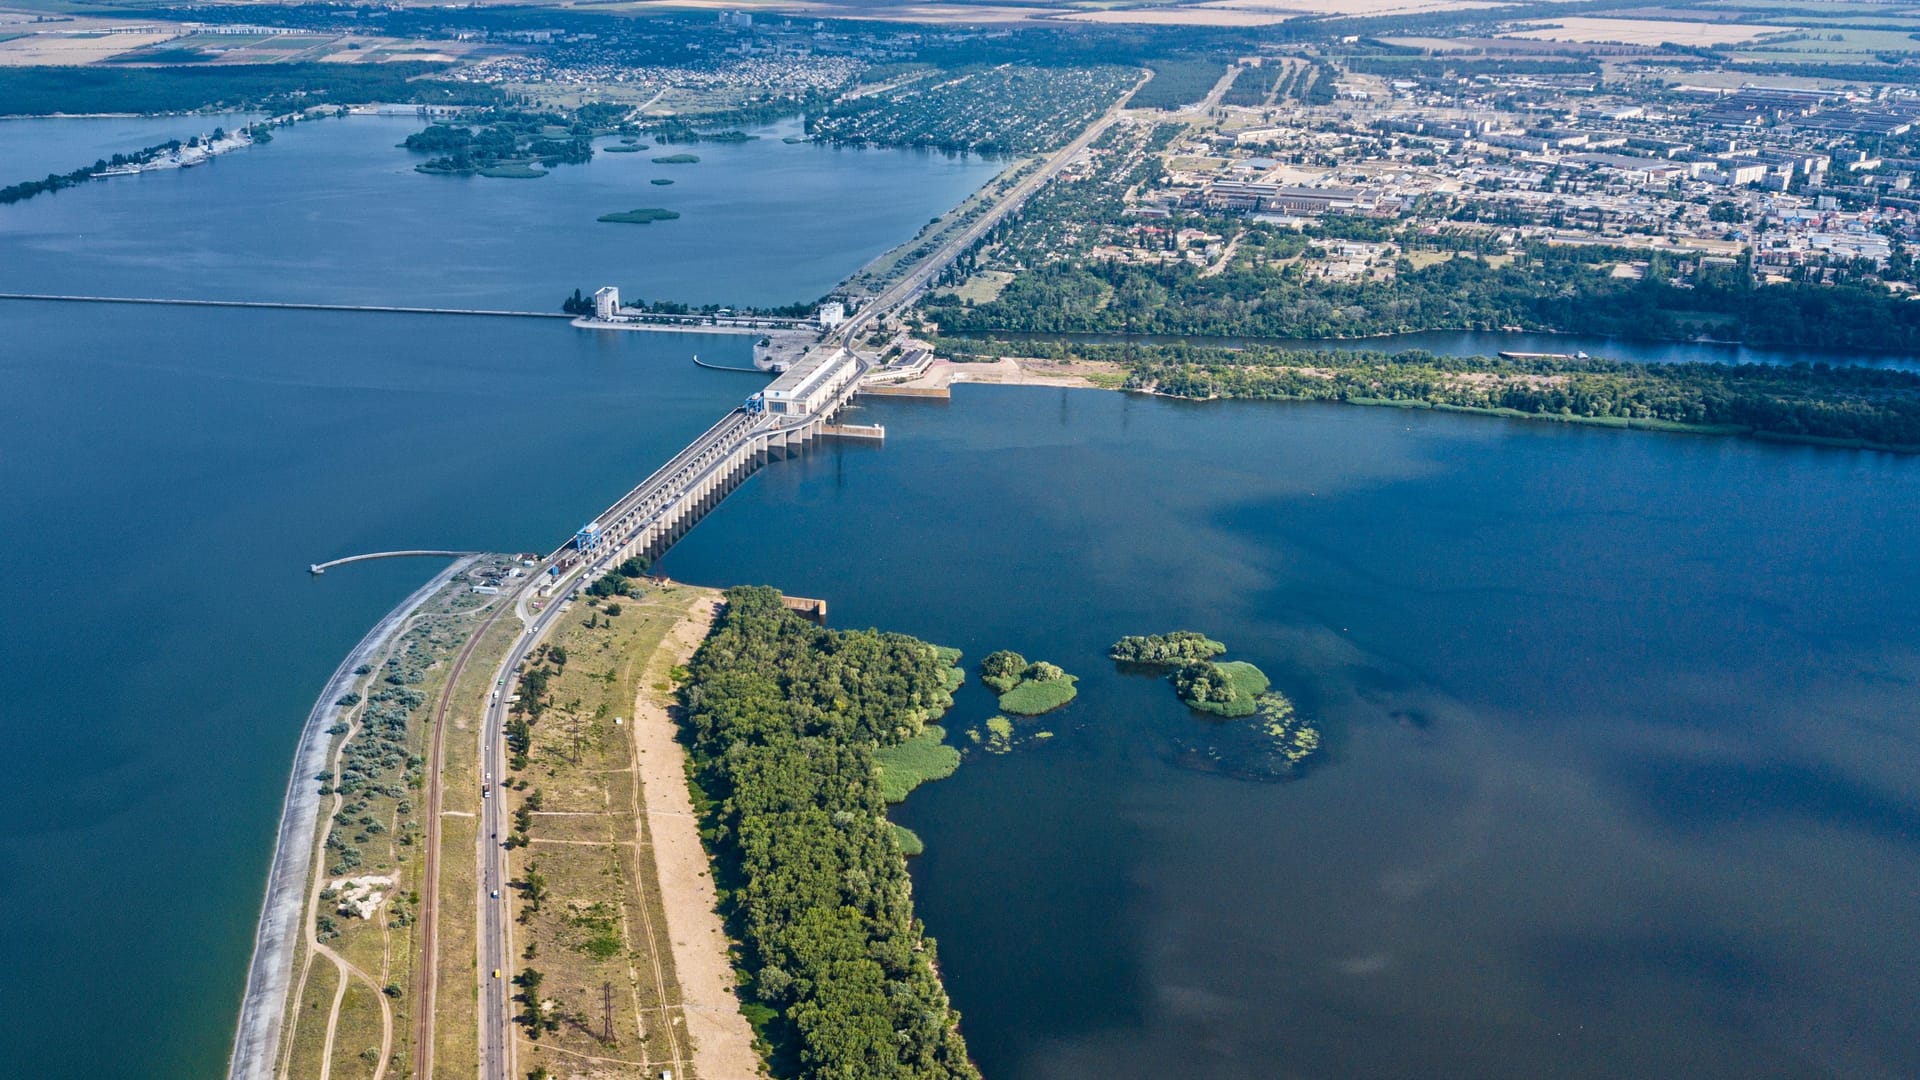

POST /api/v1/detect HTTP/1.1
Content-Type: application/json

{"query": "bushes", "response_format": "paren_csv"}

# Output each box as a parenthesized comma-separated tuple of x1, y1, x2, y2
(1110, 632, 1226, 666)
(1174, 660, 1269, 718)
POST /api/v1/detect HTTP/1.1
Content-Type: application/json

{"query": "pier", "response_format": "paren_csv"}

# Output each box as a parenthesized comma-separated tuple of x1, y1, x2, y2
(309, 550, 478, 574)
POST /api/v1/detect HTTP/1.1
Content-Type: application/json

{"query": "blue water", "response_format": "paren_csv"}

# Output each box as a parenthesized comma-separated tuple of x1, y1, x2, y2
(0, 112, 259, 183)
(0, 115, 998, 1080)
(0, 114, 1000, 310)
(4, 105, 1918, 1080)
(666, 388, 1920, 1079)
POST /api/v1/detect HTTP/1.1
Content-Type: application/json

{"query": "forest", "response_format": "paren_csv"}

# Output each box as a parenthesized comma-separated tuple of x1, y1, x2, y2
(680, 587, 977, 1079)
(0, 61, 500, 117)
(940, 339, 1920, 449)
(925, 242, 1920, 352)
(1127, 58, 1232, 110)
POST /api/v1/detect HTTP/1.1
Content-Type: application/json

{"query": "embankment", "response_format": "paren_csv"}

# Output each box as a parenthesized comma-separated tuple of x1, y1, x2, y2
(227, 558, 478, 1080)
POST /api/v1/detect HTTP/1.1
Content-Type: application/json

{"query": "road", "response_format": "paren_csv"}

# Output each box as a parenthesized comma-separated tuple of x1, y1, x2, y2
(473, 556, 623, 1079)
(411, 584, 519, 1080)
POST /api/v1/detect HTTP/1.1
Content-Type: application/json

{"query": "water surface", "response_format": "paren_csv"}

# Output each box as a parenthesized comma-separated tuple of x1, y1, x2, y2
(0, 114, 1000, 310)
(666, 388, 1920, 1079)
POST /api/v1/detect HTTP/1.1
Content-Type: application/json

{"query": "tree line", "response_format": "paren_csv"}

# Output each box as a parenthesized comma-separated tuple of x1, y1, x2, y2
(943, 338, 1920, 449)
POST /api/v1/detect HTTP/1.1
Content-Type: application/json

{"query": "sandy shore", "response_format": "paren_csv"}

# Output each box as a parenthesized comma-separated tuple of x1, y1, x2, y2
(868, 355, 1121, 394)
(629, 592, 763, 1079)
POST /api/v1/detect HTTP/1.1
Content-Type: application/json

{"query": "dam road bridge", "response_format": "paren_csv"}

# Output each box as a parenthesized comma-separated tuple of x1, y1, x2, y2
(543, 341, 869, 586)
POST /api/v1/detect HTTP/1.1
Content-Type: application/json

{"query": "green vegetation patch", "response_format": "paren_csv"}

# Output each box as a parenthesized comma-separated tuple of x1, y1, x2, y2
(649, 177, 674, 185)
(650, 153, 700, 164)
(602, 144, 644, 153)
(890, 823, 925, 856)
(681, 586, 974, 1075)
(1174, 659, 1269, 718)
(475, 163, 548, 179)
(979, 649, 1027, 693)
(1130, 58, 1232, 110)
(597, 207, 680, 224)
(875, 725, 962, 803)
(0, 61, 500, 118)
(998, 673, 1080, 715)
(1110, 631, 1226, 667)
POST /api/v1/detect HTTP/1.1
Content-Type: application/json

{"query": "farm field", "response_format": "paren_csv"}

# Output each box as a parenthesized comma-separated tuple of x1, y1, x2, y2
(1505, 16, 1802, 45)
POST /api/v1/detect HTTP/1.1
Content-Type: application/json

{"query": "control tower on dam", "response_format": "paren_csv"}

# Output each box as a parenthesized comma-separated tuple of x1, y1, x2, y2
(543, 345, 873, 591)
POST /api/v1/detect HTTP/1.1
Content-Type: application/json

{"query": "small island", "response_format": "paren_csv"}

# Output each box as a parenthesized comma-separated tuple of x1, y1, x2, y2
(1172, 658, 1269, 718)
(597, 208, 680, 225)
(980, 650, 1078, 714)
(651, 153, 700, 164)
(650, 178, 674, 185)
(1110, 631, 1226, 666)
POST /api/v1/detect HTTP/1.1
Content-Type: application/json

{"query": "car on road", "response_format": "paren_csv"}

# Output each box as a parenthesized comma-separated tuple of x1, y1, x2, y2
(491, 889, 500, 899)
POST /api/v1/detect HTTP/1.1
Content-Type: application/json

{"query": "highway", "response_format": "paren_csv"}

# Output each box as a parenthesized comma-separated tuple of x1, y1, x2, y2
(474, 579, 573, 1080)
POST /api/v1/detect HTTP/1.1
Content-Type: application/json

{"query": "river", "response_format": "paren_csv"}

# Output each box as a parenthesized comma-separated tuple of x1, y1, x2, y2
(665, 388, 1920, 1079)
(4, 108, 1918, 1080)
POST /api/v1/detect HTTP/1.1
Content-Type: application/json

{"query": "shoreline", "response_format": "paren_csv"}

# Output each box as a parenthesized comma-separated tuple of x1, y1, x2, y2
(226, 558, 477, 1080)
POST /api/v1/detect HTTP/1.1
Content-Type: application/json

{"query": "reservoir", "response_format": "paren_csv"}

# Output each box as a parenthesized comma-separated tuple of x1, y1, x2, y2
(665, 388, 1920, 1079)
(0, 114, 998, 1080)
(3, 110, 1918, 1080)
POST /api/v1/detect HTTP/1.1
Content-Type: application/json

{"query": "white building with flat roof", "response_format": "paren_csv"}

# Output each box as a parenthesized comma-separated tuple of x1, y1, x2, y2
(817, 300, 846, 329)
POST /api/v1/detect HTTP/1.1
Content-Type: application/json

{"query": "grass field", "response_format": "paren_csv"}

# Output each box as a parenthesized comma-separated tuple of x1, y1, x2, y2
(504, 585, 708, 1079)
(999, 673, 1080, 715)
(875, 725, 962, 802)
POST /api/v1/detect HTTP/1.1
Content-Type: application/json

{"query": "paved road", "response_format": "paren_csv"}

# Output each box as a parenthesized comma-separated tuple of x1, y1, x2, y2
(474, 560, 614, 1080)
(839, 70, 1150, 344)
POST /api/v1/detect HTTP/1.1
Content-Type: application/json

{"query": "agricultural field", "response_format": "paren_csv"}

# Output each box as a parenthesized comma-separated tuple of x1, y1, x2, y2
(1732, 27, 1920, 63)
(1504, 16, 1803, 46)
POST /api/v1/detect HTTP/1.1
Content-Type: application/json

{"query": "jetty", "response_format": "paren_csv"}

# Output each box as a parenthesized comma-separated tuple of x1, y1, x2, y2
(309, 550, 477, 574)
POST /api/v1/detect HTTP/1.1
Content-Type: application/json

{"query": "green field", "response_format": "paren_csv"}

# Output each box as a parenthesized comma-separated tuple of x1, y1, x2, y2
(875, 725, 962, 802)
(999, 674, 1079, 715)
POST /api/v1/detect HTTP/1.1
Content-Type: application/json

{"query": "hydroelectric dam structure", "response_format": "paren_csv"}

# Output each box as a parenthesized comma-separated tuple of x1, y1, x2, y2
(546, 343, 874, 587)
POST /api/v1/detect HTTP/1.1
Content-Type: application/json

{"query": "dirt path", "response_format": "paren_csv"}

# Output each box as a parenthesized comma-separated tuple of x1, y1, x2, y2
(629, 593, 763, 1080)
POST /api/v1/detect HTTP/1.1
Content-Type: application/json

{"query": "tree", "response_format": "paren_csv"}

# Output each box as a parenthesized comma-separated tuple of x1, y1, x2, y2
(980, 650, 1027, 692)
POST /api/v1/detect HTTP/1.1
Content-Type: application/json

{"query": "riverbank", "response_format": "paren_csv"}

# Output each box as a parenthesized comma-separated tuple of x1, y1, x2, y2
(228, 557, 477, 1080)
(928, 349, 1920, 455)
